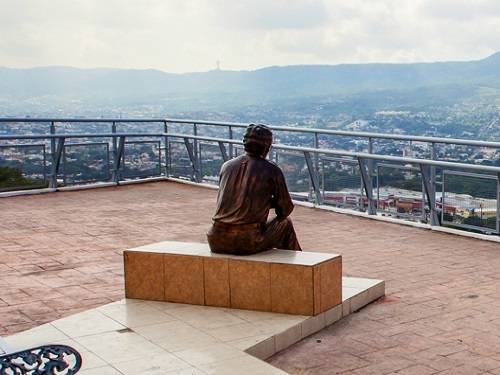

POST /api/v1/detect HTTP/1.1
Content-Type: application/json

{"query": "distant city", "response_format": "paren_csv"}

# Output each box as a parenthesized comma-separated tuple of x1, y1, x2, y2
(1, 53, 499, 233)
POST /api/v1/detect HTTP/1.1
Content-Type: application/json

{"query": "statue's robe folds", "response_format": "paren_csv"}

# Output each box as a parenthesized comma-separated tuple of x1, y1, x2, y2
(207, 153, 301, 255)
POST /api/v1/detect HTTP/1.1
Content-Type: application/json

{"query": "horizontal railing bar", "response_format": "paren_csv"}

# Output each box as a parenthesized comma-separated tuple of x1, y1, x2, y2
(0, 118, 166, 123)
(1, 117, 499, 148)
(0, 133, 164, 140)
(442, 169, 499, 180)
(64, 142, 109, 147)
(165, 118, 248, 127)
(0, 143, 47, 148)
(165, 118, 500, 148)
(124, 140, 161, 144)
(377, 162, 420, 172)
(164, 133, 500, 173)
(320, 156, 358, 164)
(2, 132, 500, 174)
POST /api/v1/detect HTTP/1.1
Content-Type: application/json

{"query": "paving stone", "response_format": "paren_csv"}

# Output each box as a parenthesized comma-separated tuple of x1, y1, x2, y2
(2, 181, 500, 374)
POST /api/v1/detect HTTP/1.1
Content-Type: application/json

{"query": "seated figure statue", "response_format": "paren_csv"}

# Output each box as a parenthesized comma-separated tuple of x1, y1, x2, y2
(207, 124, 302, 255)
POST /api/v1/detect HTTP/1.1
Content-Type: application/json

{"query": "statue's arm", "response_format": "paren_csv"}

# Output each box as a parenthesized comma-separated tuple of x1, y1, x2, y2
(273, 169, 294, 219)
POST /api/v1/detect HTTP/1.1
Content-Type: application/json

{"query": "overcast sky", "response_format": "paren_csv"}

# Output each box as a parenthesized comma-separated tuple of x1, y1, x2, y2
(1, 0, 500, 73)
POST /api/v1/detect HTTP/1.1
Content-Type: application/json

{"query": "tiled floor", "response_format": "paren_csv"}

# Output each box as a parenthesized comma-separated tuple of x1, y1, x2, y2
(1, 181, 500, 373)
(3, 278, 383, 374)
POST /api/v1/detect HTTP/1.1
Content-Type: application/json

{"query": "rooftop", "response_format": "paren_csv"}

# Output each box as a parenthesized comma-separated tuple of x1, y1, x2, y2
(2, 181, 500, 373)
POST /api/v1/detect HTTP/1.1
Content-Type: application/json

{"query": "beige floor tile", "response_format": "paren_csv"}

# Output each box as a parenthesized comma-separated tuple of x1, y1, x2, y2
(167, 305, 246, 329)
(367, 281, 385, 301)
(198, 354, 288, 374)
(113, 352, 192, 374)
(342, 277, 382, 289)
(77, 350, 108, 370)
(342, 298, 351, 317)
(5, 323, 68, 351)
(226, 308, 306, 323)
(301, 313, 325, 338)
(351, 289, 370, 312)
(134, 321, 218, 352)
(56, 338, 91, 354)
(144, 300, 193, 311)
(165, 366, 207, 374)
(275, 324, 302, 353)
(325, 304, 343, 326)
(103, 299, 145, 307)
(79, 365, 123, 375)
(251, 316, 305, 334)
(174, 343, 244, 366)
(52, 310, 125, 338)
(75, 331, 164, 364)
(57, 339, 108, 370)
(201, 322, 270, 342)
(227, 334, 273, 351)
(343, 286, 362, 301)
(244, 336, 276, 360)
(98, 302, 177, 327)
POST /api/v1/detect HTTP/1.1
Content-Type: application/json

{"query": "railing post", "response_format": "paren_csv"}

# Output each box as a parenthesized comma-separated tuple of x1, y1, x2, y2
(368, 137, 374, 209)
(304, 151, 323, 205)
(183, 137, 201, 182)
(228, 126, 233, 158)
(358, 157, 376, 215)
(49, 137, 65, 189)
(164, 121, 169, 177)
(111, 121, 117, 182)
(430, 142, 438, 225)
(312, 132, 320, 203)
(113, 136, 126, 184)
(496, 172, 500, 235)
(42, 145, 47, 182)
(314, 132, 319, 173)
(193, 123, 200, 174)
(49, 121, 57, 188)
(218, 141, 229, 162)
(420, 163, 439, 226)
(62, 143, 67, 186)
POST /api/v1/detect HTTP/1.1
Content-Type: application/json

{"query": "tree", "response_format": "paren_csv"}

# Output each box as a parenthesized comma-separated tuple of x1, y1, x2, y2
(0, 166, 39, 189)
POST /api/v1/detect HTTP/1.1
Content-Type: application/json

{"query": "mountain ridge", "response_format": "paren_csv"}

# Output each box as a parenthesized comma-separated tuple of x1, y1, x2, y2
(1, 52, 500, 110)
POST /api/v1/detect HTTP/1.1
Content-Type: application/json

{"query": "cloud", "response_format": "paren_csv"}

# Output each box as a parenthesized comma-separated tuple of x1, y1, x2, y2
(419, 0, 500, 21)
(211, 0, 329, 30)
(0, 0, 499, 72)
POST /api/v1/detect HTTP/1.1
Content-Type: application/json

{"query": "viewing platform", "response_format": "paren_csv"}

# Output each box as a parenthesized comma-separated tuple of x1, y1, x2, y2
(1, 180, 500, 373)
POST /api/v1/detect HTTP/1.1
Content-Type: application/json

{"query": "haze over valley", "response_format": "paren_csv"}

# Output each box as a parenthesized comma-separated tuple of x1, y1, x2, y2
(2, 52, 500, 140)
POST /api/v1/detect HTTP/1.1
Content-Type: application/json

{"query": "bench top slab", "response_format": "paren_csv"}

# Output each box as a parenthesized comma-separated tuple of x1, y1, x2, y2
(127, 241, 340, 266)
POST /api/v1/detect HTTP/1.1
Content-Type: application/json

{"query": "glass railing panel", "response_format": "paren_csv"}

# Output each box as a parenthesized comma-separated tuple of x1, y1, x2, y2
(274, 150, 310, 201)
(441, 171, 498, 233)
(320, 157, 364, 210)
(122, 141, 162, 179)
(62, 142, 110, 185)
(199, 142, 224, 185)
(0, 144, 48, 191)
(168, 140, 193, 180)
(375, 163, 425, 221)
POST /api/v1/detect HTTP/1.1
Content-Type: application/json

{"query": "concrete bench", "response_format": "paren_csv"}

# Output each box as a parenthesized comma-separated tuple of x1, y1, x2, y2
(124, 241, 342, 316)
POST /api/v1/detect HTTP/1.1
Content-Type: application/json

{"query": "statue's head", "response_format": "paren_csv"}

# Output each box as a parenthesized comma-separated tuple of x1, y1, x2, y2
(243, 124, 273, 158)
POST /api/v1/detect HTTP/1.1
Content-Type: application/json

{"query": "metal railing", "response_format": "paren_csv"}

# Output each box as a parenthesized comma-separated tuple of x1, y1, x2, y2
(0, 118, 499, 235)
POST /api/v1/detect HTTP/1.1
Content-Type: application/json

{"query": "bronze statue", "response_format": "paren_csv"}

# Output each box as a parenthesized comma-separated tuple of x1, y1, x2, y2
(207, 124, 302, 255)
